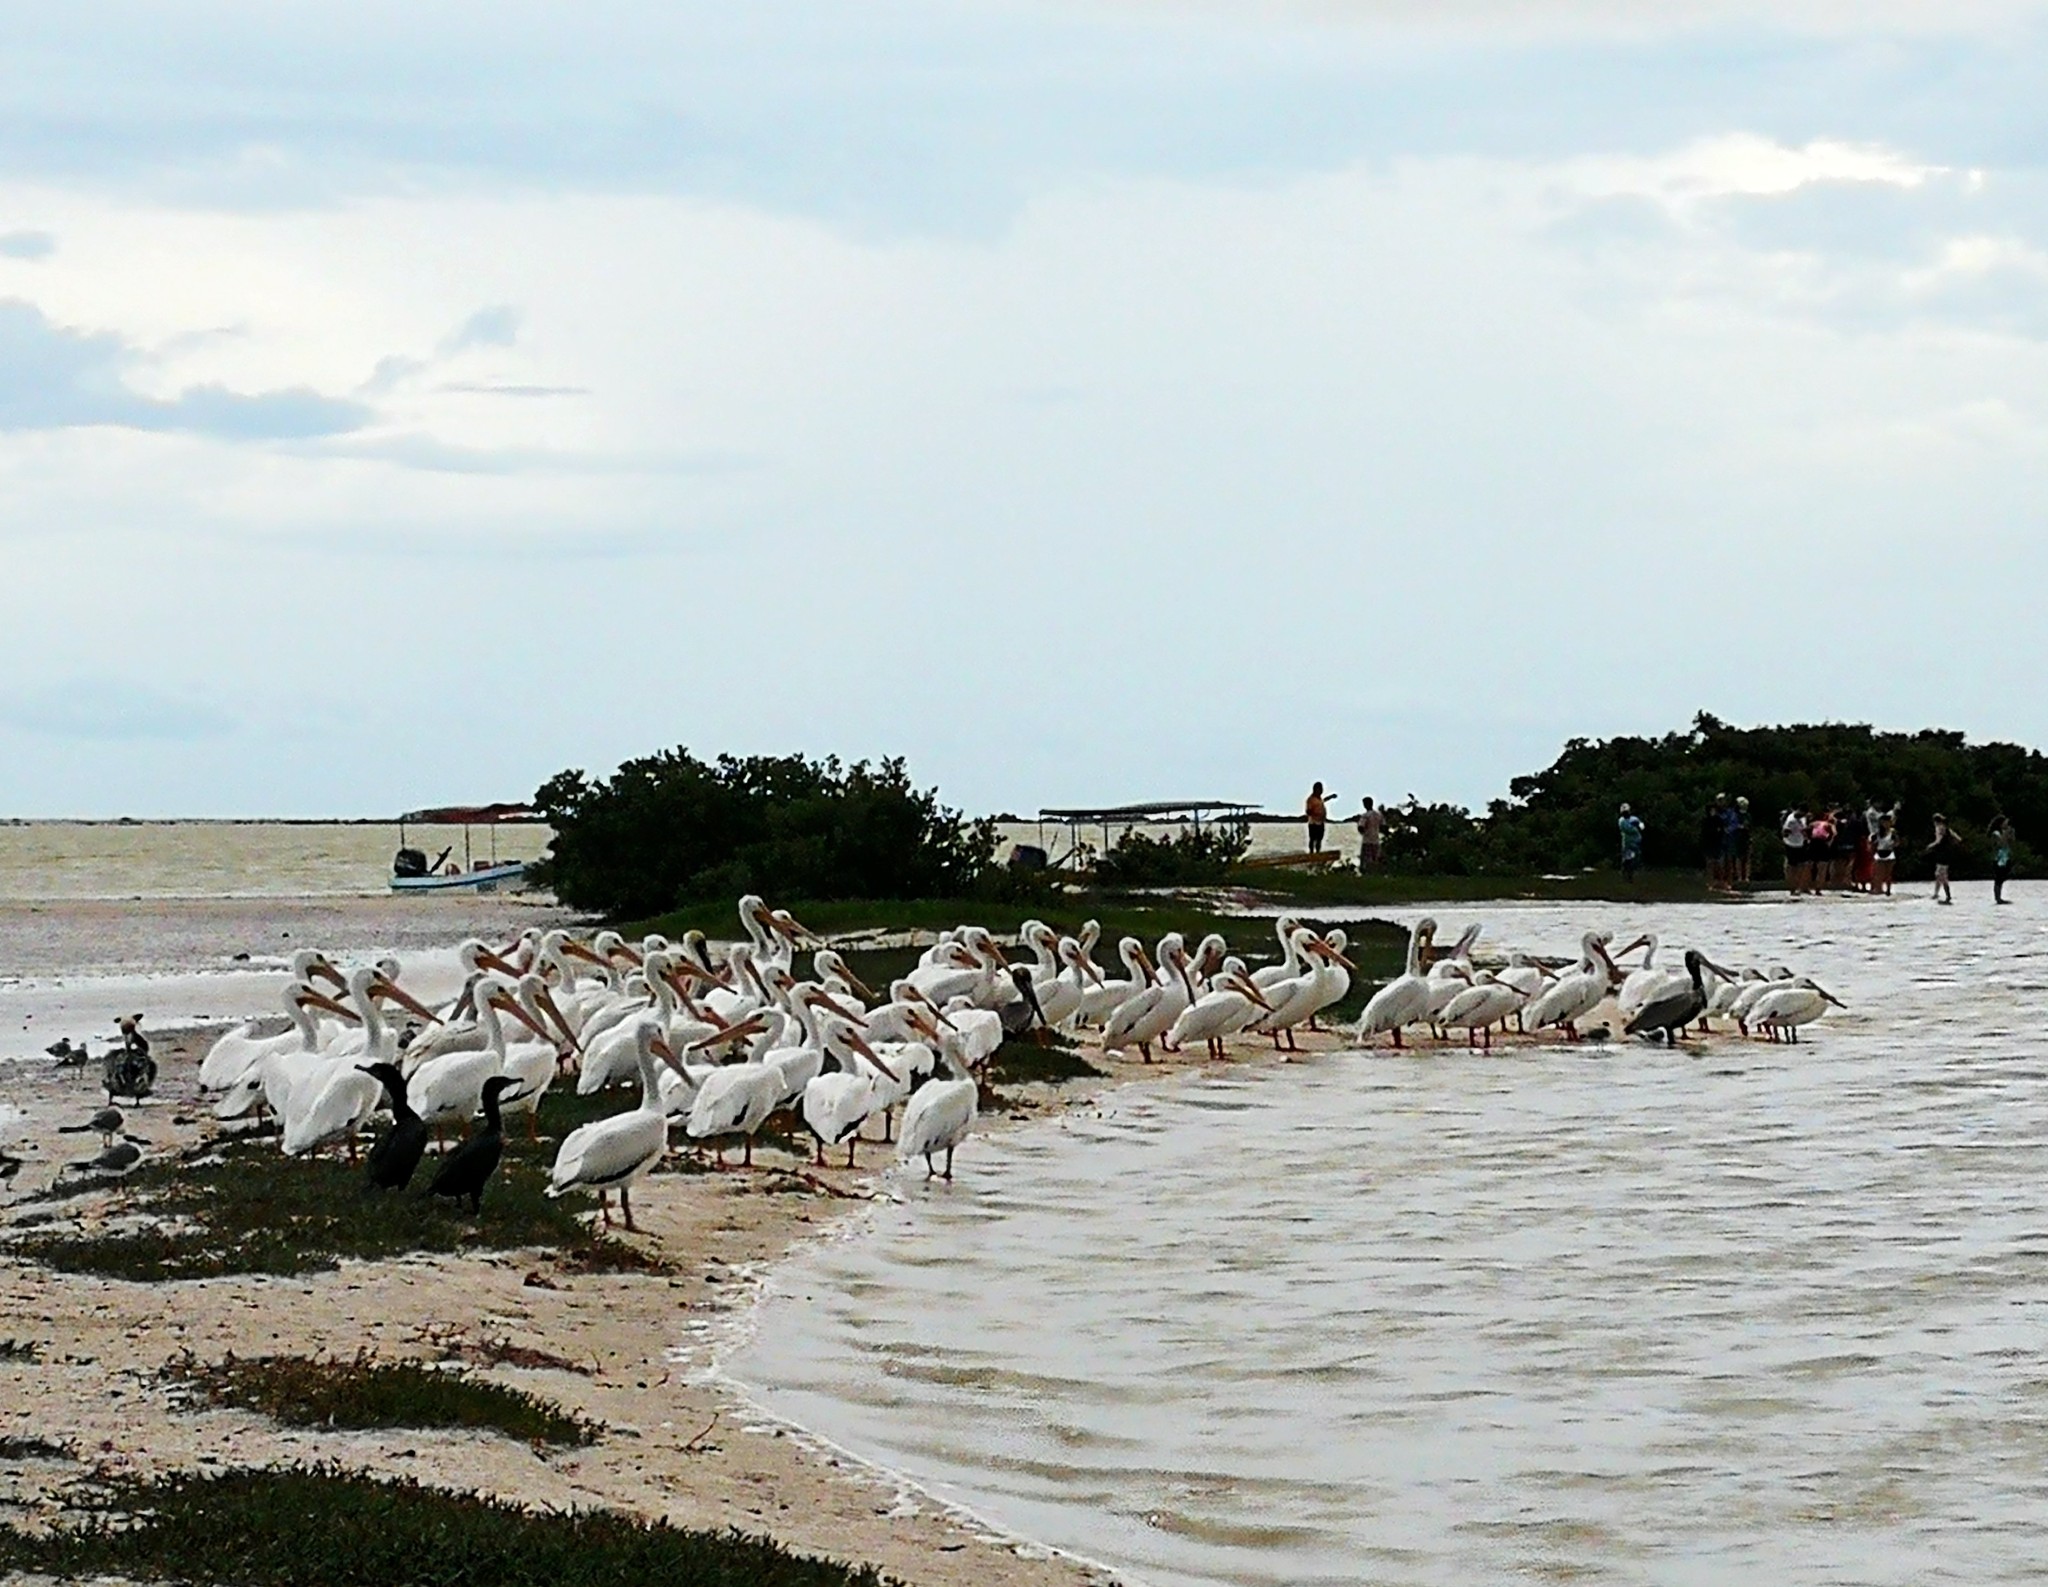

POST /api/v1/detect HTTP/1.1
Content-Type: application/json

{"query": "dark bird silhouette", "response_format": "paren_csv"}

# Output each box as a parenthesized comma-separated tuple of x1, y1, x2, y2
(45, 1038, 89, 1068)
(425, 1075, 516, 1214)
(65, 1141, 142, 1176)
(358, 1062, 429, 1192)
(1625, 950, 1731, 1045)
(998, 965, 1046, 1041)
(59, 1107, 126, 1148)
(0, 1150, 24, 1185)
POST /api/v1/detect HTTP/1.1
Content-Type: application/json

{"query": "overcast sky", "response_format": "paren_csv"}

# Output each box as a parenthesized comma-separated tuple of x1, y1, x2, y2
(4, 1, 2047, 818)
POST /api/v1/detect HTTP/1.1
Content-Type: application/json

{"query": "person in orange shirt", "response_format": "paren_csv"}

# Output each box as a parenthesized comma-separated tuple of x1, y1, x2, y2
(1304, 782, 1329, 854)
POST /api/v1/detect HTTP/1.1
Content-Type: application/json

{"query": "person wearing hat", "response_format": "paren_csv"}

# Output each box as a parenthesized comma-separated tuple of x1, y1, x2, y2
(1617, 802, 1645, 882)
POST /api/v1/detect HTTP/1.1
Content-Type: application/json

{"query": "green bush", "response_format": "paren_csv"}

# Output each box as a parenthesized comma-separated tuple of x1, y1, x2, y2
(535, 751, 996, 919)
(1093, 822, 1249, 886)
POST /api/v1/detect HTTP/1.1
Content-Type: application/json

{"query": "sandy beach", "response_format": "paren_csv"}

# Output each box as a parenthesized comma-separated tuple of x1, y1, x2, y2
(0, 994, 1413, 1586)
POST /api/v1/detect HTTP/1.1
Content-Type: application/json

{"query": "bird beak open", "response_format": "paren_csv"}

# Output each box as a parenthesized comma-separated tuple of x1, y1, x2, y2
(373, 977, 443, 1026)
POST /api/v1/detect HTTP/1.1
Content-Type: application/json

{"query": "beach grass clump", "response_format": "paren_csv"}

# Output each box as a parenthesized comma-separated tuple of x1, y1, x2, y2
(8, 1091, 666, 1282)
(0, 1464, 894, 1587)
(0, 1337, 41, 1362)
(169, 1352, 595, 1446)
(986, 1037, 1104, 1086)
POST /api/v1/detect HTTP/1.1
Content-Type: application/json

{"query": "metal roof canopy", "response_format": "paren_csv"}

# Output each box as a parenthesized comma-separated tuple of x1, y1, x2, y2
(1037, 800, 1260, 822)
(1029, 800, 1260, 871)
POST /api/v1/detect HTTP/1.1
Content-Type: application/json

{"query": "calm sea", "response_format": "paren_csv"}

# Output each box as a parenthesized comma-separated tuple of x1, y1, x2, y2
(0, 821, 553, 902)
(728, 890, 2048, 1586)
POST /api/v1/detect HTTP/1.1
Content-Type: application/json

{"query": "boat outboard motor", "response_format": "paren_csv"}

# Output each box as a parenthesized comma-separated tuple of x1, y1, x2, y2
(393, 846, 429, 878)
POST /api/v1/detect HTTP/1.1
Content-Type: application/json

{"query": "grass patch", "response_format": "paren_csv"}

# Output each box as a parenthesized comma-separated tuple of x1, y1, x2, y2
(0, 1464, 893, 1587)
(169, 1352, 595, 1446)
(986, 1037, 1105, 1086)
(0, 1338, 40, 1362)
(7, 1090, 665, 1283)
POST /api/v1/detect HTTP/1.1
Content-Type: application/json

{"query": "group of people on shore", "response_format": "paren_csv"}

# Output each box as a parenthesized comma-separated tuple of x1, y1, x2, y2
(1617, 798, 2019, 903)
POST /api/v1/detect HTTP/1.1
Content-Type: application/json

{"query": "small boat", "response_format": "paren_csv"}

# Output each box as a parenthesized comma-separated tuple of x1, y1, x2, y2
(390, 802, 542, 895)
(391, 860, 531, 894)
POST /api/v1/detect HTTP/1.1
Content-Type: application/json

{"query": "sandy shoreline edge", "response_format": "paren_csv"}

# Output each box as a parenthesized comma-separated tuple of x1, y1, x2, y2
(3, 1014, 1404, 1587)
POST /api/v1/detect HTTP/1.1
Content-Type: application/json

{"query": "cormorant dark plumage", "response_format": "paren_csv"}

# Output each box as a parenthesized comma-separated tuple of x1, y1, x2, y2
(359, 1062, 429, 1192)
(66, 1140, 142, 1175)
(425, 1075, 516, 1214)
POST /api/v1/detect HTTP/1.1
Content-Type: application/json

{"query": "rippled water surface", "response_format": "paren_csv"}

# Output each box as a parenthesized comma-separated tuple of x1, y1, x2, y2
(732, 892, 2048, 1586)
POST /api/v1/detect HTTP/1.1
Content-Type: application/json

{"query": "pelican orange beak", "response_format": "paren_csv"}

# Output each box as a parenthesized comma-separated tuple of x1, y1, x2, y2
(309, 957, 348, 990)
(840, 966, 876, 1002)
(474, 948, 523, 979)
(298, 988, 362, 1025)
(612, 943, 646, 968)
(809, 990, 865, 1024)
(1237, 976, 1274, 1011)
(372, 976, 443, 1026)
(985, 937, 1011, 966)
(650, 1033, 683, 1069)
(563, 941, 612, 969)
(776, 912, 818, 943)
(845, 1029, 898, 1084)
(691, 1017, 765, 1052)
(907, 988, 960, 1030)
(1313, 941, 1356, 970)
(1614, 935, 1651, 958)
(488, 991, 551, 1042)
(534, 984, 581, 1053)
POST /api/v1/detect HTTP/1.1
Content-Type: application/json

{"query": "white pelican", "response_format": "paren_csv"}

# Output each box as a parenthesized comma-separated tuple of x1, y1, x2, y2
(280, 968, 406, 1159)
(1306, 929, 1352, 1028)
(199, 950, 348, 1091)
(1613, 934, 1674, 1018)
(547, 1019, 679, 1230)
(1250, 917, 1305, 991)
(799, 1016, 900, 1167)
(1522, 932, 1621, 1040)
(496, 975, 580, 1137)
(1251, 929, 1352, 1051)
(1731, 967, 1797, 1032)
(1103, 936, 1192, 1062)
(1495, 952, 1552, 1030)
(684, 1018, 790, 1167)
(1078, 937, 1149, 1027)
(1439, 971, 1523, 1051)
(1356, 917, 1439, 1048)
(1704, 966, 1763, 1026)
(897, 1013, 978, 1181)
(411, 976, 537, 1140)
(1034, 937, 1092, 1030)
(812, 948, 875, 1006)
(1169, 958, 1274, 1059)
(1749, 977, 1845, 1042)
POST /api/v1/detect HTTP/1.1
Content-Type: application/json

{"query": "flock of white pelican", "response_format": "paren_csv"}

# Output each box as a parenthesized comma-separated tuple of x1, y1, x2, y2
(194, 899, 1844, 1219)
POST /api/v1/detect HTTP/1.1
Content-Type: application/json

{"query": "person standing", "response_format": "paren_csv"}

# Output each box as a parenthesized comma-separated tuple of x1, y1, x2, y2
(1781, 807, 1810, 893)
(1354, 797, 1383, 871)
(1927, 813, 1961, 905)
(1991, 815, 2016, 904)
(1618, 803, 1645, 881)
(1733, 796, 1752, 884)
(1872, 812, 1899, 895)
(1304, 782, 1329, 856)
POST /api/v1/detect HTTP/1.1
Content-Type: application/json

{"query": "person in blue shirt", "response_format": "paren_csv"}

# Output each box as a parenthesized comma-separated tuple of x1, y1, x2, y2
(1618, 803, 1645, 881)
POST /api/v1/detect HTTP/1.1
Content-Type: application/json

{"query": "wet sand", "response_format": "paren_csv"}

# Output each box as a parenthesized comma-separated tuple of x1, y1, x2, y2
(0, 1013, 1419, 1587)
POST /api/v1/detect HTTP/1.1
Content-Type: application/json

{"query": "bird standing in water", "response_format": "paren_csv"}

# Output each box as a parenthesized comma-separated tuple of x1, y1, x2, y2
(425, 1075, 516, 1214)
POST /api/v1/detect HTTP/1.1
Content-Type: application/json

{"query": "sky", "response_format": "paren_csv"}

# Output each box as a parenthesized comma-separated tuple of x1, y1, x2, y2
(4, 1, 2048, 818)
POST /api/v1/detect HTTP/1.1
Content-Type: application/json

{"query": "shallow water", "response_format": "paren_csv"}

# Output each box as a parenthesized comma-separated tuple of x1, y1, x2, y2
(0, 821, 552, 901)
(731, 888, 2048, 1586)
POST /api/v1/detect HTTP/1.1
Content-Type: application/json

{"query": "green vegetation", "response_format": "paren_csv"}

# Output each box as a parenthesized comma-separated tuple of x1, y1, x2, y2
(535, 749, 1001, 919)
(8, 1090, 663, 1282)
(0, 1466, 891, 1587)
(169, 1352, 595, 1446)
(1092, 821, 1250, 885)
(1355, 715, 2046, 880)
